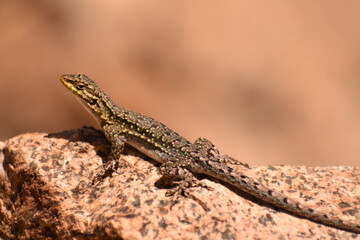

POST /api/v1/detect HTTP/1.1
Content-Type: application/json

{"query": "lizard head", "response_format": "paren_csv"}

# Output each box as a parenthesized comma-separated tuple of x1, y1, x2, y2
(60, 73, 108, 121)
(60, 73, 100, 104)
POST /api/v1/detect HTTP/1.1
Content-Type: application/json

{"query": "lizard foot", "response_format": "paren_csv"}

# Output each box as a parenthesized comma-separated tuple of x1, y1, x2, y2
(92, 157, 131, 185)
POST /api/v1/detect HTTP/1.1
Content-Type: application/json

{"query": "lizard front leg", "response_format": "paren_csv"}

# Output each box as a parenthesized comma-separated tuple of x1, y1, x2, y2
(92, 124, 130, 184)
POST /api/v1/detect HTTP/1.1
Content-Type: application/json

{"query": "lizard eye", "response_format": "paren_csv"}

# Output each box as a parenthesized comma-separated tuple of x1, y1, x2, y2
(76, 83, 86, 90)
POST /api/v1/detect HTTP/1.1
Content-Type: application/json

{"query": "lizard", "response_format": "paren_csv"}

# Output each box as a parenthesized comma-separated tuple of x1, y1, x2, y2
(60, 73, 360, 234)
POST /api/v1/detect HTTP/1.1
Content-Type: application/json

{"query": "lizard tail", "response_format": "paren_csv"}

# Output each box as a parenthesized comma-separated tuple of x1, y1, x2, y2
(199, 161, 360, 233)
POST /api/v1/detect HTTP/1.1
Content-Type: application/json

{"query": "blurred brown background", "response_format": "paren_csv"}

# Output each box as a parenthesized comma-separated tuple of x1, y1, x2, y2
(1, 1, 360, 166)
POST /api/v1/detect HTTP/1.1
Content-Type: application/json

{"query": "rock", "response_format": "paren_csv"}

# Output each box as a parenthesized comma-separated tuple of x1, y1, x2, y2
(0, 127, 359, 239)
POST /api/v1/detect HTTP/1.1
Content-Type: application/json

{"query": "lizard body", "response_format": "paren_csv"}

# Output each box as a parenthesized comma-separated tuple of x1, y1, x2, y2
(60, 73, 360, 233)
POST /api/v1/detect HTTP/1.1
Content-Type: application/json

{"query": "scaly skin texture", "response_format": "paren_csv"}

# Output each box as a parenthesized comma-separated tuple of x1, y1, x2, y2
(60, 73, 360, 233)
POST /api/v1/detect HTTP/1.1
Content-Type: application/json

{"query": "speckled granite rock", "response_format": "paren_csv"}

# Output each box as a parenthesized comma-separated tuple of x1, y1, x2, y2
(0, 127, 359, 239)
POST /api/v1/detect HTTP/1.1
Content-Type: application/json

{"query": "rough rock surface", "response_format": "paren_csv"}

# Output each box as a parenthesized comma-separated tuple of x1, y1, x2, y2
(0, 127, 359, 239)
